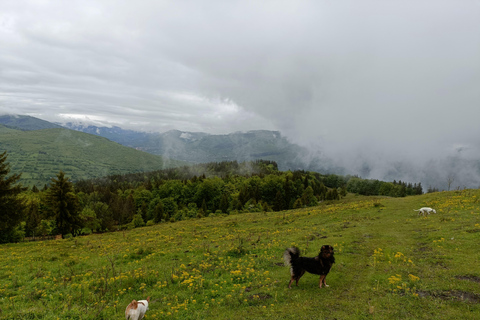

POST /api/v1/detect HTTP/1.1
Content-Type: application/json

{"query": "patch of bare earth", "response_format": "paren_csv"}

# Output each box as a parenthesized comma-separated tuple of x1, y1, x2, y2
(455, 275, 480, 283)
(417, 290, 480, 303)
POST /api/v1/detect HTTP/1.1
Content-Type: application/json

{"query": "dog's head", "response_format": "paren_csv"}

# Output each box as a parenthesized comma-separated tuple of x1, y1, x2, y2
(319, 245, 335, 263)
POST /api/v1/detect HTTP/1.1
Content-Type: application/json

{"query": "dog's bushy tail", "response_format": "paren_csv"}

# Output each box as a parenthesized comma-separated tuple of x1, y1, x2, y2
(283, 247, 300, 267)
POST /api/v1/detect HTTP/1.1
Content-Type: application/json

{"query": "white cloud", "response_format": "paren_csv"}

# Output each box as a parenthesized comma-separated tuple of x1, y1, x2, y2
(0, 0, 479, 187)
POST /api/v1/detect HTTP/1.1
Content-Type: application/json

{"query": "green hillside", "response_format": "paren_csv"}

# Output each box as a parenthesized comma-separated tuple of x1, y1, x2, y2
(0, 126, 183, 187)
(0, 114, 63, 130)
(1, 190, 479, 319)
(0, 125, 18, 134)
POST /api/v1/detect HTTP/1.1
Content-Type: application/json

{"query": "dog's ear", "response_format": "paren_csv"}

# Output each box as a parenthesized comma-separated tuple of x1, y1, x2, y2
(147, 296, 150, 302)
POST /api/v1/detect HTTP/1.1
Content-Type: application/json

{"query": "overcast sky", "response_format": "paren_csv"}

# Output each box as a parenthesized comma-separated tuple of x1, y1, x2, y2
(1, 0, 480, 182)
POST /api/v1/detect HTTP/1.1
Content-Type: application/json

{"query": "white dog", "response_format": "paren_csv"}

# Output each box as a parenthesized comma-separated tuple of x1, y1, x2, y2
(125, 297, 150, 320)
(414, 207, 436, 216)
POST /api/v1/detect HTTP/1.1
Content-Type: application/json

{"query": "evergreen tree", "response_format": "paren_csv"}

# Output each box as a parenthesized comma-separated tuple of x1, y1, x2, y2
(45, 171, 81, 237)
(301, 186, 317, 206)
(325, 188, 339, 200)
(273, 190, 285, 211)
(261, 201, 271, 212)
(219, 193, 229, 213)
(0, 151, 27, 243)
(231, 197, 242, 211)
(253, 185, 261, 202)
(415, 183, 423, 195)
(25, 196, 41, 237)
(339, 186, 347, 197)
(283, 176, 293, 209)
(238, 185, 248, 206)
(293, 198, 303, 209)
(124, 194, 136, 224)
(201, 198, 207, 214)
(303, 175, 309, 189)
(153, 201, 164, 223)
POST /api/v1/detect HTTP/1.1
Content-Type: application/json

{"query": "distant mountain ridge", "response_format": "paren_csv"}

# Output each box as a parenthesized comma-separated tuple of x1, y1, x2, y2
(0, 114, 324, 187)
(3, 114, 478, 190)
(0, 115, 366, 184)
(0, 114, 63, 130)
(62, 123, 152, 147)
(61, 122, 317, 171)
(0, 116, 183, 186)
(53, 119, 480, 191)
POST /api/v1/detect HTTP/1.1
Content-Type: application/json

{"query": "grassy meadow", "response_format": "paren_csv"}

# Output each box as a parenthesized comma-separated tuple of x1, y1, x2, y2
(1, 190, 480, 319)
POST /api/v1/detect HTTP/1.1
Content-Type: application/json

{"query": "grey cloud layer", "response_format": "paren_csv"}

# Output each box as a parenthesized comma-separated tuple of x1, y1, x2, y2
(1, 0, 480, 186)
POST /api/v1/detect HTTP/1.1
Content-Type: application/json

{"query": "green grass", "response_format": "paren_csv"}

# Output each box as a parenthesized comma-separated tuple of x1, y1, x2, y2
(0, 127, 184, 187)
(1, 190, 480, 319)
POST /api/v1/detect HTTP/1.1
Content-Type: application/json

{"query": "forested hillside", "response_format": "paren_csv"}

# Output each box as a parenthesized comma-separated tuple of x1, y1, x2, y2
(64, 123, 313, 170)
(0, 126, 183, 187)
(7, 159, 422, 244)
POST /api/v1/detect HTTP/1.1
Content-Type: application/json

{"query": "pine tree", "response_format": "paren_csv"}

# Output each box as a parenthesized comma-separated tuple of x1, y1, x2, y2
(301, 186, 317, 206)
(153, 201, 164, 223)
(293, 198, 303, 209)
(303, 175, 309, 189)
(416, 183, 423, 195)
(283, 177, 293, 209)
(124, 194, 136, 224)
(45, 171, 81, 237)
(219, 193, 229, 213)
(325, 188, 339, 200)
(0, 151, 27, 243)
(273, 190, 285, 211)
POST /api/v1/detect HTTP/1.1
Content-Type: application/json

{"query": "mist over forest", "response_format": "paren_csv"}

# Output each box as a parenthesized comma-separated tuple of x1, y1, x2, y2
(305, 147, 480, 192)
(61, 120, 480, 192)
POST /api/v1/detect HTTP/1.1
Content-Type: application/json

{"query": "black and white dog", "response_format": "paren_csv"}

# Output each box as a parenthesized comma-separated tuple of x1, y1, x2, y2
(283, 245, 335, 288)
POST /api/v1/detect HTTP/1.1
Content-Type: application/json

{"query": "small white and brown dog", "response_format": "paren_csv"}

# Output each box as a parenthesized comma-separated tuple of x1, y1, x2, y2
(414, 207, 436, 216)
(125, 297, 150, 320)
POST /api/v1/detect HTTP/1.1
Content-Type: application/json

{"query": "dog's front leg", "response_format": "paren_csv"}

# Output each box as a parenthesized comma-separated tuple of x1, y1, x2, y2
(288, 277, 295, 289)
(319, 275, 330, 288)
(319, 275, 326, 288)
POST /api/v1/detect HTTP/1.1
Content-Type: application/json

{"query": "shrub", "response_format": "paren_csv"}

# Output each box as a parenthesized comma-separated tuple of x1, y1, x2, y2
(132, 214, 145, 228)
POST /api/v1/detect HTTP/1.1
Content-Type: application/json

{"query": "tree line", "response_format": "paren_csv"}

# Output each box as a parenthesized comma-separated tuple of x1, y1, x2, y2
(0, 151, 423, 243)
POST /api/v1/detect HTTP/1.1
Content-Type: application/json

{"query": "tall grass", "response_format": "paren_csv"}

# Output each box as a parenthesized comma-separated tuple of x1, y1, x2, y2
(1, 190, 479, 319)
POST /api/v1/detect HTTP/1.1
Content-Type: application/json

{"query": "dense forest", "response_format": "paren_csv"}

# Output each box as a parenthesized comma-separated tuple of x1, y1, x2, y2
(1, 151, 423, 243)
